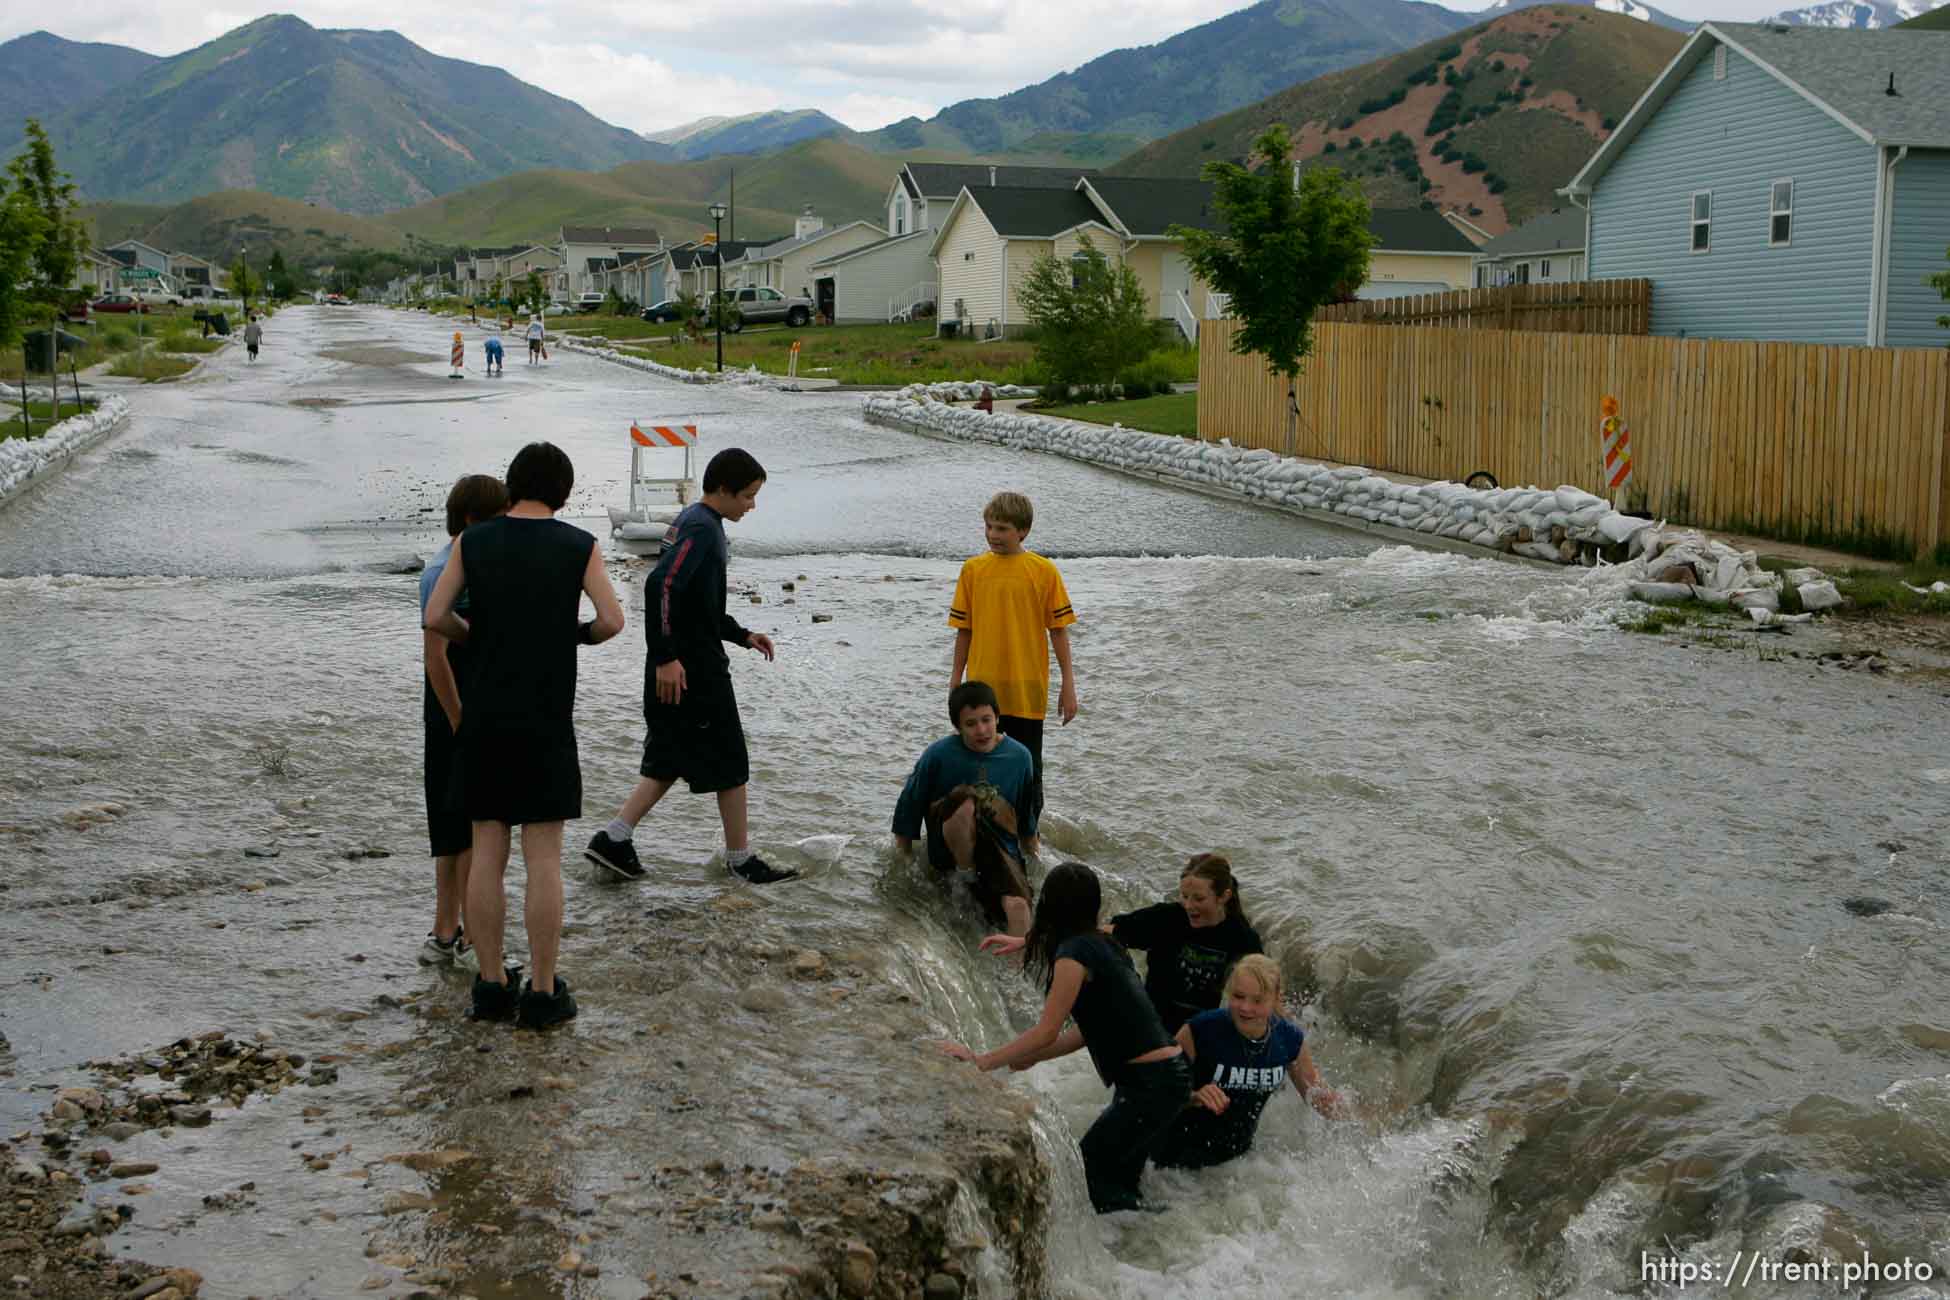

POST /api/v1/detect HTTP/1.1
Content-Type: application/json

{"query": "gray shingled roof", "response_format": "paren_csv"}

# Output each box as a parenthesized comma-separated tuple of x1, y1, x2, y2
(746, 220, 884, 261)
(561, 225, 662, 245)
(1715, 23, 1950, 146)
(905, 163, 1095, 199)
(1475, 209, 1586, 258)
(1084, 177, 1222, 236)
(809, 229, 931, 269)
(962, 187, 1110, 238)
(1365, 207, 1481, 254)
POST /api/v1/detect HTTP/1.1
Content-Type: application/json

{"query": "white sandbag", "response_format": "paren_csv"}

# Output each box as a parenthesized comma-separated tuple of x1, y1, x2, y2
(1516, 540, 1565, 563)
(1797, 580, 1844, 611)
(1731, 588, 1779, 613)
(1556, 486, 1603, 513)
(1629, 582, 1696, 603)
(1711, 556, 1748, 592)
(1695, 587, 1732, 606)
(1782, 567, 1826, 587)
(1747, 608, 1815, 626)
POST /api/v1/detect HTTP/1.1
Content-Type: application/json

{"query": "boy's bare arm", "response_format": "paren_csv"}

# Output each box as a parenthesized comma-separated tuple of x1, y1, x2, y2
(1049, 626, 1077, 724)
(581, 544, 626, 644)
(423, 630, 462, 732)
(423, 541, 468, 643)
(950, 628, 971, 687)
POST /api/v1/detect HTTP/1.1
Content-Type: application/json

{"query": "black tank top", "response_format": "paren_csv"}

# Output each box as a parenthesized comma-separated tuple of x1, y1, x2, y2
(456, 515, 593, 740)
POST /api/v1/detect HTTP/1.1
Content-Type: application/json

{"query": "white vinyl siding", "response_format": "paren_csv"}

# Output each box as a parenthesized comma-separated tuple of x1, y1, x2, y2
(1883, 150, 1950, 349)
(816, 235, 934, 324)
(936, 203, 1004, 333)
(1587, 40, 1877, 343)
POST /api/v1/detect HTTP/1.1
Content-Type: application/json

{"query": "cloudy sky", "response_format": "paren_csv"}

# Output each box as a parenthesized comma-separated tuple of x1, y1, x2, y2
(4, 0, 1846, 135)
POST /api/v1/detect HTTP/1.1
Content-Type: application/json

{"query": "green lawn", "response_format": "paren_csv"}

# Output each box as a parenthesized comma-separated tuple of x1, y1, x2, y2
(610, 321, 1051, 386)
(0, 400, 97, 442)
(108, 351, 195, 381)
(1039, 391, 1198, 438)
(1832, 560, 1950, 617)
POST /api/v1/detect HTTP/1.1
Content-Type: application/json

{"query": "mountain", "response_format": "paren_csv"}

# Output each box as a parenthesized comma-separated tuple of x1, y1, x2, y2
(1771, 0, 1950, 26)
(1479, 0, 1693, 32)
(1115, 5, 1686, 233)
(41, 14, 664, 213)
(644, 110, 852, 160)
(381, 135, 894, 248)
(0, 32, 159, 135)
(1896, 0, 1950, 23)
(862, 0, 1472, 157)
(84, 190, 409, 266)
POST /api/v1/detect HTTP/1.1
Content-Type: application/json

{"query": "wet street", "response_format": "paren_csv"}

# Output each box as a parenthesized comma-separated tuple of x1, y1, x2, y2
(2, 306, 1948, 1298)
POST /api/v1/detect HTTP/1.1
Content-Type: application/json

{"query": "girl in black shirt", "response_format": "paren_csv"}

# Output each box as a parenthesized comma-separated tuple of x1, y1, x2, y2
(1109, 853, 1263, 1033)
(940, 863, 1189, 1213)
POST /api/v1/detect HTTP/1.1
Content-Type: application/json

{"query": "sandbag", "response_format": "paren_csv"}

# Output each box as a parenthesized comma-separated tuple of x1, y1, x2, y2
(1629, 582, 1696, 603)
(1731, 589, 1779, 613)
(1797, 580, 1844, 611)
(1783, 567, 1826, 587)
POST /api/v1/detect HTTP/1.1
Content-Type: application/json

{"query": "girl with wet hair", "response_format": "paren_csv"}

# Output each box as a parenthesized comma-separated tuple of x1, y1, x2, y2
(1150, 954, 1342, 1170)
(1108, 853, 1264, 1033)
(940, 863, 1188, 1214)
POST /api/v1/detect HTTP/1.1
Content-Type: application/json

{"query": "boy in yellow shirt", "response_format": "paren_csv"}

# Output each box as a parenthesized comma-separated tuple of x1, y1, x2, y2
(948, 492, 1077, 854)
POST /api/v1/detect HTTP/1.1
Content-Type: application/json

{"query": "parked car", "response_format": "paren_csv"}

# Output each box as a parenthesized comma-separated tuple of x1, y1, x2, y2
(90, 293, 150, 314)
(712, 286, 812, 331)
(132, 286, 182, 309)
(573, 292, 607, 313)
(325, 293, 349, 305)
(639, 299, 694, 323)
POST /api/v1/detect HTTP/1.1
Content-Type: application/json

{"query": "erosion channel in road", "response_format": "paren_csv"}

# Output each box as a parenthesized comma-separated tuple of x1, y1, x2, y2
(0, 306, 1945, 1299)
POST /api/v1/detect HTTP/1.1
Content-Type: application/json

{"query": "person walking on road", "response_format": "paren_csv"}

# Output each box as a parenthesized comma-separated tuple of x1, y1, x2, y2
(526, 317, 546, 365)
(243, 314, 263, 363)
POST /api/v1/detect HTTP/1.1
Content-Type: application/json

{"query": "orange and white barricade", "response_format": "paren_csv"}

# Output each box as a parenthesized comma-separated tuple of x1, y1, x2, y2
(450, 331, 464, 377)
(1600, 395, 1633, 505)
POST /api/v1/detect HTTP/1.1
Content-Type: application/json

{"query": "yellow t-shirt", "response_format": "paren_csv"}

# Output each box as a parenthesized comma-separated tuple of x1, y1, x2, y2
(948, 551, 1077, 720)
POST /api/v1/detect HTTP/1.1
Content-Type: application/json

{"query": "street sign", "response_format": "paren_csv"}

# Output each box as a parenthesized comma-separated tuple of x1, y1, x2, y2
(122, 267, 161, 281)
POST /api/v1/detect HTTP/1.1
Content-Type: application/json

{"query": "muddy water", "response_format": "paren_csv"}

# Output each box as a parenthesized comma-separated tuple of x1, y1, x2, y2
(2, 308, 1948, 1297)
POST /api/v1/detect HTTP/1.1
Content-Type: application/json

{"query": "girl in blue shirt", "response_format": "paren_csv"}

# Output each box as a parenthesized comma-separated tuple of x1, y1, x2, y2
(1150, 954, 1342, 1170)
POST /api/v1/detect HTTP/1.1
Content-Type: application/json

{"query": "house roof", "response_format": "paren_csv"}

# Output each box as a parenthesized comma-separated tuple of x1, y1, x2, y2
(1474, 209, 1586, 258)
(103, 248, 137, 267)
(1569, 23, 1950, 193)
(903, 162, 1095, 200)
(960, 186, 1109, 238)
(671, 240, 762, 269)
(742, 220, 884, 262)
(1081, 177, 1222, 236)
(1366, 207, 1479, 254)
(561, 225, 662, 246)
(586, 257, 619, 273)
(808, 228, 932, 269)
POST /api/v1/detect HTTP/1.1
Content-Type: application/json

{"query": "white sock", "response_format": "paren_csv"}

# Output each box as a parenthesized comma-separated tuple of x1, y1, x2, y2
(726, 847, 754, 867)
(604, 819, 632, 842)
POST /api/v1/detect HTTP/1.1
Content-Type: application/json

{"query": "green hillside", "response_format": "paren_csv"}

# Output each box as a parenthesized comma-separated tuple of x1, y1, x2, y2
(84, 191, 409, 265)
(1115, 5, 1684, 232)
(0, 33, 157, 135)
(45, 15, 662, 212)
(1897, 5, 1950, 27)
(864, 0, 1470, 156)
(382, 136, 897, 246)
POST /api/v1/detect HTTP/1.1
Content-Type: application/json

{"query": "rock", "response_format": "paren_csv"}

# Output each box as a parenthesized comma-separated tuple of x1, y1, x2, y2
(382, 1191, 434, 1214)
(385, 1149, 474, 1172)
(12, 1159, 45, 1183)
(925, 1273, 964, 1300)
(242, 846, 279, 859)
(557, 1249, 583, 1273)
(57, 1087, 107, 1113)
(110, 1161, 159, 1178)
(811, 613, 834, 623)
(55, 1202, 101, 1236)
(840, 1241, 877, 1298)
(51, 1100, 84, 1122)
(737, 986, 787, 1015)
(752, 1210, 795, 1233)
(781, 581, 795, 592)
(102, 1122, 141, 1141)
(1798, 580, 1843, 611)
(788, 950, 828, 980)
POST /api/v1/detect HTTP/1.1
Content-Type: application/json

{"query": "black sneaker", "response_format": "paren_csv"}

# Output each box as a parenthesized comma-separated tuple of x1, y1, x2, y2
(728, 853, 799, 885)
(468, 968, 522, 1023)
(584, 832, 646, 881)
(516, 976, 577, 1030)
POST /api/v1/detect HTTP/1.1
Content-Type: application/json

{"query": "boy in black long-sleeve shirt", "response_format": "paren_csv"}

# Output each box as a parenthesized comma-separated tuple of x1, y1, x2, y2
(584, 448, 798, 885)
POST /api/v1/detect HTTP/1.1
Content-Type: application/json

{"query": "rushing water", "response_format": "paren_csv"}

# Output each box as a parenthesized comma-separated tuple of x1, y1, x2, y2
(2, 308, 1947, 1297)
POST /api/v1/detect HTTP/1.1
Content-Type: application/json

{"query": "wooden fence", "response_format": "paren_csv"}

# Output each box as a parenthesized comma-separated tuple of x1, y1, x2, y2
(1316, 280, 1652, 335)
(1198, 319, 1950, 557)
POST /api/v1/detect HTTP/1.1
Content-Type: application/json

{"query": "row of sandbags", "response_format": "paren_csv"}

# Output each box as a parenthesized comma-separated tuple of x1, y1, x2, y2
(1612, 527, 1843, 622)
(0, 395, 130, 508)
(867, 387, 1646, 562)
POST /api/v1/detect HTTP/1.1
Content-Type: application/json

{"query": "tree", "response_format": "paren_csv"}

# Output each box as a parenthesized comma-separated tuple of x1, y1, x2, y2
(1172, 124, 1375, 452)
(521, 270, 548, 316)
(267, 250, 297, 301)
(10, 120, 83, 314)
(1014, 233, 1154, 393)
(1932, 245, 1950, 346)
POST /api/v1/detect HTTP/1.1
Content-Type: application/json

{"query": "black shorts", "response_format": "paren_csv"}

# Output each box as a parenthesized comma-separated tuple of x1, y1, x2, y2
(926, 787, 1032, 929)
(640, 675, 749, 794)
(423, 692, 470, 858)
(998, 714, 1045, 823)
(459, 725, 582, 826)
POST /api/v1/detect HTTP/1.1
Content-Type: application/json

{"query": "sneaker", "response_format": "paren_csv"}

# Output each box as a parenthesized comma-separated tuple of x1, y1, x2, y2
(451, 936, 480, 974)
(467, 968, 523, 1022)
(516, 976, 578, 1030)
(584, 832, 646, 881)
(418, 932, 460, 966)
(728, 853, 799, 885)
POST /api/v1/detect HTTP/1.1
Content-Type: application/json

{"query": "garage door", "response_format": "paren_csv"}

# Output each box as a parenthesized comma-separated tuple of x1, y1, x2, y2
(1357, 281, 1451, 300)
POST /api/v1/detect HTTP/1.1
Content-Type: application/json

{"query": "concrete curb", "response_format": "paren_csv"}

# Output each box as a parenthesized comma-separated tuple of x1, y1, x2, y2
(863, 402, 1561, 569)
(0, 395, 133, 512)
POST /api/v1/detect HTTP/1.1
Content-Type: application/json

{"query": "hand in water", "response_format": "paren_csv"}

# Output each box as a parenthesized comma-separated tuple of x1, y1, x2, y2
(935, 1040, 976, 1063)
(1194, 1084, 1230, 1114)
(977, 934, 1025, 958)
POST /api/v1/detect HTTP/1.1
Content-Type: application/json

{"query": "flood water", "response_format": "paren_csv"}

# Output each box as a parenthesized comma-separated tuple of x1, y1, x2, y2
(2, 307, 1947, 1298)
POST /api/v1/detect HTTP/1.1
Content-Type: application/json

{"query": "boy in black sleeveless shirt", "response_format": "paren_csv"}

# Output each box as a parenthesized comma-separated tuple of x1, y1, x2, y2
(424, 442, 625, 1028)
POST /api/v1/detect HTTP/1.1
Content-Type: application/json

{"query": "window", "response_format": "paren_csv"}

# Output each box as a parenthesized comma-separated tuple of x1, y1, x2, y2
(1690, 191, 1712, 253)
(1540, 258, 1552, 279)
(1070, 251, 1090, 289)
(894, 195, 907, 235)
(1714, 45, 1727, 80)
(1515, 262, 1530, 285)
(760, 288, 782, 301)
(1769, 179, 1793, 246)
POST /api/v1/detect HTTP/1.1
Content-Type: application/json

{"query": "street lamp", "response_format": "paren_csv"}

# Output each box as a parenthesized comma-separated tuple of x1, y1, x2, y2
(708, 201, 728, 373)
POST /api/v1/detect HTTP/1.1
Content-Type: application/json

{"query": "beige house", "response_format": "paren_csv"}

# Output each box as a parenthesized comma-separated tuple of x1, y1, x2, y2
(930, 186, 1127, 338)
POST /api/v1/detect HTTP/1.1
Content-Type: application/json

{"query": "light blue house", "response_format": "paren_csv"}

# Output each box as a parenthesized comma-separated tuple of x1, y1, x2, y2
(1562, 23, 1950, 348)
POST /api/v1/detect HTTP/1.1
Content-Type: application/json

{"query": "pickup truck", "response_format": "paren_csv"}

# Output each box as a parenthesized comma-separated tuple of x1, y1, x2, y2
(711, 286, 812, 331)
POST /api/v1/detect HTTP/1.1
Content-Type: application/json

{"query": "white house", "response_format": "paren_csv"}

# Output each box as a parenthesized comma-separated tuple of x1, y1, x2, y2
(557, 225, 664, 301)
(724, 207, 884, 300)
(1472, 209, 1588, 287)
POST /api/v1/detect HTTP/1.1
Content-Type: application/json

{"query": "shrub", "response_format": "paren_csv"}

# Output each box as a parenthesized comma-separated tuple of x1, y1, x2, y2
(1602, 116, 1618, 130)
(1322, 141, 1338, 154)
(1337, 115, 1356, 130)
(1488, 177, 1509, 194)
(1201, 138, 1216, 151)
(1462, 155, 1486, 174)
(1348, 136, 1363, 149)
